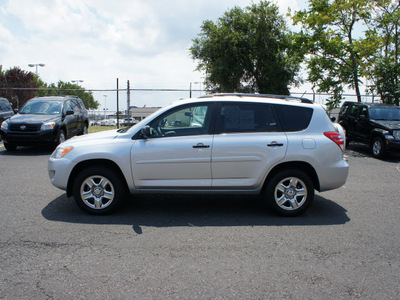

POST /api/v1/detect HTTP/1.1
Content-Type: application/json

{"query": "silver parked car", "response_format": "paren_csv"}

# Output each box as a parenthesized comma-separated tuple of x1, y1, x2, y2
(48, 94, 349, 216)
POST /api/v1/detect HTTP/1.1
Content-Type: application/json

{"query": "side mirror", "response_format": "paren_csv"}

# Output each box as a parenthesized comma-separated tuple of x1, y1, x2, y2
(330, 116, 336, 122)
(141, 125, 151, 139)
(13, 109, 18, 114)
(184, 111, 193, 117)
(65, 110, 74, 116)
(359, 115, 367, 121)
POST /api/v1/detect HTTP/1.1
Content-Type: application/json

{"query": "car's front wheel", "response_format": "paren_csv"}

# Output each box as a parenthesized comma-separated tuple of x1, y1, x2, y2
(371, 137, 386, 158)
(79, 124, 88, 135)
(57, 129, 66, 145)
(265, 169, 314, 217)
(72, 166, 126, 214)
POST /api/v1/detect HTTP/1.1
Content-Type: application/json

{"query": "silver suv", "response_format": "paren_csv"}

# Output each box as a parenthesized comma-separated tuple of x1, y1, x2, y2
(48, 94, 349, 216)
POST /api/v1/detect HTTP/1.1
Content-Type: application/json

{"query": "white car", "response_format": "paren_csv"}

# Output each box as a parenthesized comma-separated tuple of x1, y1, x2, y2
(48, 94, 349, 216)
(100, 119, 118, 126)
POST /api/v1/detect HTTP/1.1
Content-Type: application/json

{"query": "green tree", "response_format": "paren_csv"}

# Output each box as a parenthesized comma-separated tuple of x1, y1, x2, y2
(190, 1, 302, 94)
(292, 0, 373, 109)
(39, 80, 99, 109)
(0, 66, 38, 109)
(365, 0, 400, 105)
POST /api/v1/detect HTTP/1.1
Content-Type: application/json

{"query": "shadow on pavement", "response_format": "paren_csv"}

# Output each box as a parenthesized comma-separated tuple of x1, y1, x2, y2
(345, 142, 400, 162)
(0, 144, 53, 156)
(42, 193, 350, 232)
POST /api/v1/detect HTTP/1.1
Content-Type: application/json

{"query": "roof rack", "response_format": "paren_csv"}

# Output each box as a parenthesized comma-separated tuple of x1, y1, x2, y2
(34, 95, 80, 99)
(198, 93, 313, 104)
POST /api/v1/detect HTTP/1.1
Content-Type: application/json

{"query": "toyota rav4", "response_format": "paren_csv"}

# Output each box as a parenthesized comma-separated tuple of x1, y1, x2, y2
(1, 96, 89, 151)
(48, 94, 349, 216)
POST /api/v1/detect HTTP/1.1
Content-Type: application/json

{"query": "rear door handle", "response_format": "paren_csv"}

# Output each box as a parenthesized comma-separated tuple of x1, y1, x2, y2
(193, 143, 210, 149)
(267, 141, 284, 147)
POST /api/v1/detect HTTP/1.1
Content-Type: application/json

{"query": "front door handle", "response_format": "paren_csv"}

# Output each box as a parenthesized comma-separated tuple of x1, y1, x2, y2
(267, 141, 284, 147)
(193, 143, 210, 149)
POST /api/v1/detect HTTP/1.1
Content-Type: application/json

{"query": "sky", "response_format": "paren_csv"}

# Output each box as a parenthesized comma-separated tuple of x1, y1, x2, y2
(0, 0, 312, 112)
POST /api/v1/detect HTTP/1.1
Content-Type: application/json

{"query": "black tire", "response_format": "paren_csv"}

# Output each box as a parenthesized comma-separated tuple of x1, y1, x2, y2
(345, 136, 350, 148)
(72, 166, 126, 214)
(265, 169, 314, 217)
(371, 137, 386, 158)
(79, 124, 88, 135)
(57, 129, 66, 146)
(3, 141, 17, 151)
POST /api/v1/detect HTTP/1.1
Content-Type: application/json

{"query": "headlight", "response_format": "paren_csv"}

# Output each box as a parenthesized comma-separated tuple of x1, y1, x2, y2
(1, 120, 9, 130)
(41, 122, 56, 131)
(51, 146, 74, 159)
(394, 130, 400, 141)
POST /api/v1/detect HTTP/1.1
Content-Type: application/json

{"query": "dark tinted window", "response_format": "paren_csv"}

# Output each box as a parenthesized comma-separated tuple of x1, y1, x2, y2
(370, 106, 400, 121)
(64, 101, 73, 113)
(75, 98, 86, 110)
(219, 103, 280, 133)
(359, 106, 368, 118)
(349, 105, 360, 117)
(0, 100, 12, 112)
(274, 104, 313, 132)
(339, 103, 350, 117)
(71, 100, 81, 114)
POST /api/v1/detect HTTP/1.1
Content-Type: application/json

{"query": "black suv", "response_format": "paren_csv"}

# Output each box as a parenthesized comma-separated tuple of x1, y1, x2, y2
(338, 101, 400, 158)
(1, 96, 89, 151)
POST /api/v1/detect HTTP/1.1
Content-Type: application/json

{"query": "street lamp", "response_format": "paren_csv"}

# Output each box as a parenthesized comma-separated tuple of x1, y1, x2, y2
(103, 95, 108, 118)
(71, 80, 84, 85)
(28, 63, 45, 76)
(190, 82, 201, 98)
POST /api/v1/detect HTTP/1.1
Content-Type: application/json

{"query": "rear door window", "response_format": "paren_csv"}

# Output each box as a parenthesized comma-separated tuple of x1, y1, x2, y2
(218, 103, 280, 133)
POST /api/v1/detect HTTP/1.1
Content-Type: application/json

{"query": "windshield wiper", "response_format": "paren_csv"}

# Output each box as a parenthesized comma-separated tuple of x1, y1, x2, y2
(117, 127, 129, 133)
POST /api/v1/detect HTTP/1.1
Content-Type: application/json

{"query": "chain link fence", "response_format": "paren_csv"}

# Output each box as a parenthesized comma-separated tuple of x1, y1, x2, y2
(1, 86, 381, 123)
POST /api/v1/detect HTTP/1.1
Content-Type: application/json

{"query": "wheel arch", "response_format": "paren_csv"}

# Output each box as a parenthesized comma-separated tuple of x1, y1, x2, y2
(58, 124, 67, 137)
(263, 161, 320, 192)
(369, 130, 387, 146)
(67, 159, 128, 197)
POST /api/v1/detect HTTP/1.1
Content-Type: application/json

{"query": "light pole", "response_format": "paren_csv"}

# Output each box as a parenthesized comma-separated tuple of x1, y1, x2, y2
(103, 95, 108, 119)
(71, 80, 84, 86)
(28, 63, 45, 76)
(190, 82, 201, 98)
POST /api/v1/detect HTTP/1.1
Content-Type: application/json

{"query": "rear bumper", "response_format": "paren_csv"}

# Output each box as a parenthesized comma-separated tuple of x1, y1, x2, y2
(318, 158, 349, 192)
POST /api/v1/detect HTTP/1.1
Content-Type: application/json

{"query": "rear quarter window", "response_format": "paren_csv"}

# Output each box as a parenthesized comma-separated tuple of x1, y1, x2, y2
(274, 104, 313, 132)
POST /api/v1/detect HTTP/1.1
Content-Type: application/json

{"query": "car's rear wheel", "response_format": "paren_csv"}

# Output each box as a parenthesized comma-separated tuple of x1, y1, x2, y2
(371, 137, 386, 158)
(72, 166, 126, 214)
(265, 169, 314, 217)
(3, 141, 17, 151)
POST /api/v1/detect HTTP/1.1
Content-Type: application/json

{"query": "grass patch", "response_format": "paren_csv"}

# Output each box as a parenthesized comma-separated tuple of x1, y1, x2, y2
(88, 126, 117, 134)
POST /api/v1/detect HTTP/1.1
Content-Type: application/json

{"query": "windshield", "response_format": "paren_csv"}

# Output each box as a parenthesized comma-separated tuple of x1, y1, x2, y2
(370, 106, 400, 121)
(20, 101, 62, 115)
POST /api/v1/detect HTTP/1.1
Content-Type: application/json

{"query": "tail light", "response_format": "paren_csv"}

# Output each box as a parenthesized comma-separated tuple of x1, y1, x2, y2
(324, 132, 345, 152)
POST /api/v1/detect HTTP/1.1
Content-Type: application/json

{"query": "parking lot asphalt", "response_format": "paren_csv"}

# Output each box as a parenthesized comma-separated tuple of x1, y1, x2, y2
(0, 142, 400, 299)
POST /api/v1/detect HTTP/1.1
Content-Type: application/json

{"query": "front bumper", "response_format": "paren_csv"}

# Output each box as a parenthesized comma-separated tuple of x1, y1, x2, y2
(386, 138, 400, 152)
(1, 129, 58, 145)
(48, 156, 75, 191)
